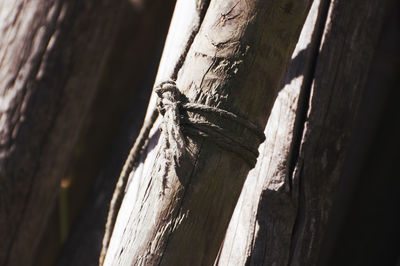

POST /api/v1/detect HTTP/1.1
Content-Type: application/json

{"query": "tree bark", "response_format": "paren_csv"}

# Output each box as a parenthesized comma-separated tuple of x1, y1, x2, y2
(104, 0, 311, 265)
(217, 0, 393, 265)
(0, 0, 123, 265)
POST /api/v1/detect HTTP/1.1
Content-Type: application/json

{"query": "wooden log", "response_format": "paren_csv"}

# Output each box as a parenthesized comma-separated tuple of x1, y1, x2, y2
(215, 0, 326, 264)
(289, 0, 390, 265)
(0, 0, 123, 265)
(54, 1, 176, 266)
(318, 3, 400, 263)
(104, 0, 312, 265)
(99, 1, 212, 264)
(217, 0, 393, 265)
(41, 1, 177, 265)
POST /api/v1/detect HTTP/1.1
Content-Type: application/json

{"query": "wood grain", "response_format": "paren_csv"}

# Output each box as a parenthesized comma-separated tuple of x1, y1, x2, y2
(104, 0, 312, 265)
(289, 0, 390, 264)
(216, 1, 325, 264)
(53, 1, 175, 266)
(216, 0, 392, 265)
(0, 1, 123, 265)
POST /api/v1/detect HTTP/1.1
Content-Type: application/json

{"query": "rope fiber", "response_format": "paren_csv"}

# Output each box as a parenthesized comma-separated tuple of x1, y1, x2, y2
(156, 80, 265, 168)
(100, 79, 266, 265)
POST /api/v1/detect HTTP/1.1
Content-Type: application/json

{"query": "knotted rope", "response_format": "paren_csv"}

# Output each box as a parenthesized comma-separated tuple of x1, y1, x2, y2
(155, 80, 265, 168)
(100, 81, 265, 265)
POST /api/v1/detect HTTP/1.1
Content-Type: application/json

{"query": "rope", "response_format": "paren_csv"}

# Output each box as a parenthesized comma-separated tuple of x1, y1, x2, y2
(155, 80, 265, 168)
(100, 80, 266, 265)
(99, 109, 158, 265)
(100, 3, 210, 263)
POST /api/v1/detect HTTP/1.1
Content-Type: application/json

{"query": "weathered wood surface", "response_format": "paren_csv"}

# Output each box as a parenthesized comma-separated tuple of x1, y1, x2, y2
(289, 0, 389, 264)
(0, 0, 123, 265)
(101, 1, 211, 264)
(319, 3, 400, 264)
(216, 0, 392, 265)
(104, 0, 312, 265)
(54, 1, 175, 266)
(216, 0, 325, 264)
(103, 0, 211, 263)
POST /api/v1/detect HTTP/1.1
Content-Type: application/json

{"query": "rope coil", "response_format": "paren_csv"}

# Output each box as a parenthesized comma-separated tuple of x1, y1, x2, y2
(155, 80, 265, 167)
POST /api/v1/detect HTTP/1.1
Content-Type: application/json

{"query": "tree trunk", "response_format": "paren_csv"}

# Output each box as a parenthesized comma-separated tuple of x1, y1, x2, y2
(0, 1, 123, 265)
(103, 0, 311, 265)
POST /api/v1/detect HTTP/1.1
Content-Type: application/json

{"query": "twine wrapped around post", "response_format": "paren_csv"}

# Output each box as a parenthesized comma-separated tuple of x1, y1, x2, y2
(100, 80, 265, 265)
(155, 80, 265, 169)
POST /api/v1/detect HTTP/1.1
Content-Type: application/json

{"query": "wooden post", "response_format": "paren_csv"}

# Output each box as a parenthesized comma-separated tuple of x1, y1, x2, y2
(216, 0, 326, 264)
(289, 0, 390, 264)
(104, 0, 311, 265)
(0, 1, 123, 265)
(217, 0, 394, 265)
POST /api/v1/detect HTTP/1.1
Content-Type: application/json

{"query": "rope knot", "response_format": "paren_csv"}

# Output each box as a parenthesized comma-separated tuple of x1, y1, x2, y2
(155, 80, 186, 166)
(155, 80, 183, 116)
(155, 80, 265, 169)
